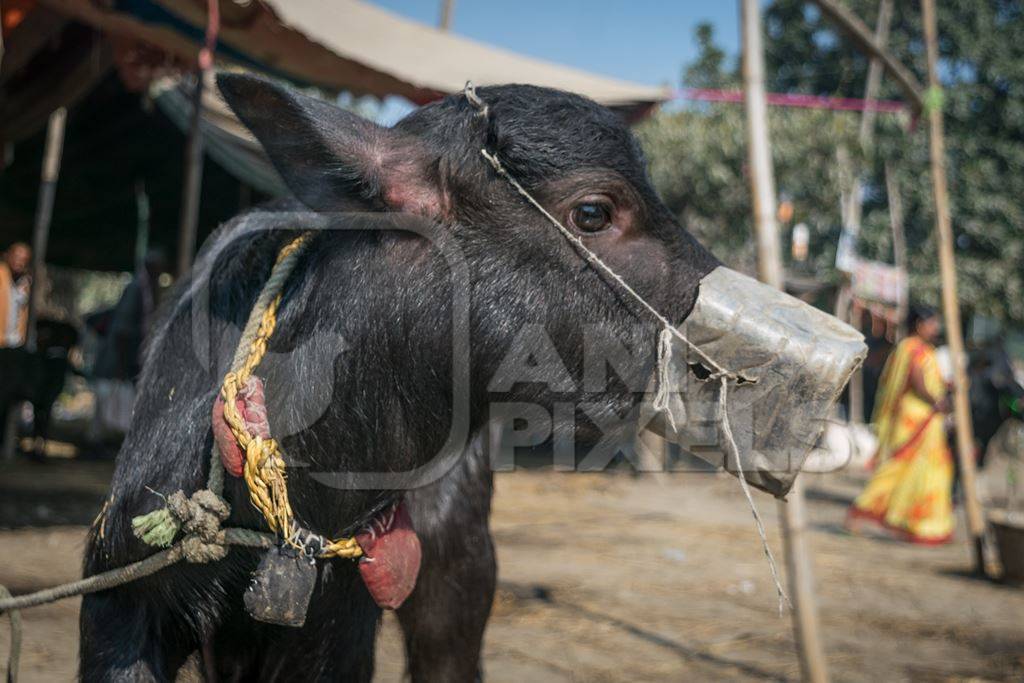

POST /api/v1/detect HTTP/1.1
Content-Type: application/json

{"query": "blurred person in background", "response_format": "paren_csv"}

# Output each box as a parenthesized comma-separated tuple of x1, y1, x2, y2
(0, 241, 30, 348)
(89, 248, 166, 442)
(847, 306, 955, 545)
(0, 241, 32, 448)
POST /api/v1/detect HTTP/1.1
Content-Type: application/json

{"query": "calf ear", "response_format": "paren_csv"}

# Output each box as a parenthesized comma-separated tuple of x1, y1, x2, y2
(217, 73, 443, 216)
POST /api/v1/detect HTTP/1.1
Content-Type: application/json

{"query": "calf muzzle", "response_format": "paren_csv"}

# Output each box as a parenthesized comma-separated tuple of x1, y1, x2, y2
(643, 266, 867, 498)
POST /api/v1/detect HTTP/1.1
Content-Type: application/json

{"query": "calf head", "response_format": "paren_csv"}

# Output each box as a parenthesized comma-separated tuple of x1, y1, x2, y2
(219, 74, 718, 461)
(220, 72, 866, 501)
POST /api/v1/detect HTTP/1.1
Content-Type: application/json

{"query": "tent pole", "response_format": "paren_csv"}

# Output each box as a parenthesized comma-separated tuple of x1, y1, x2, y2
(884, 163, 908, 340)
(176, 73, 205, 277)
(3, 107, 66, 462)
(134, 179, 150, 274)
(438, 0, 455, 31)
(741, 1, 829, 680)
(920, 0, 987, 575)
(25, 107, 67, 352)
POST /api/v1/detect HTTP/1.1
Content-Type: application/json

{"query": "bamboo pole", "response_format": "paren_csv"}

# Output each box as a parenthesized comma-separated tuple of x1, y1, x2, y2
(884, 163, 908, 340)
(742, 1, 782, 288)
(835, 145, 864, 424)
(809, 0, 924, 115)
(134, 179, 150, 275)
(177, 0, 219, 276)
(25, 108, 67, 352)
(438, 0, 455, 31)
(741, 1, 829, 680)
(847, 0, 893, 236)
(920, 0, 987, 574)
(843, 0, 893, 425)
(176, 73, 205, 277)
(857, 0, 893, 149)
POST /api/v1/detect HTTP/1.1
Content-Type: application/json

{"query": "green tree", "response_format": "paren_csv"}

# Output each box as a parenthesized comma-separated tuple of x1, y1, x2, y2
(683, 22, 737, 89)
(641, 5, 1024, 325)
(637, 98, 860, 278)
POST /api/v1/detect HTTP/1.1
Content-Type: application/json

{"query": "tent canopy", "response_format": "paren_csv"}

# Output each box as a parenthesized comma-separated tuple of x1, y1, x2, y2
(37, 0, 667, 108)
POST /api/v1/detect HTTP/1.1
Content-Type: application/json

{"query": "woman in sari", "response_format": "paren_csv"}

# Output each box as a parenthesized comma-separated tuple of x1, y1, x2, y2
(847, 307, 954, 544)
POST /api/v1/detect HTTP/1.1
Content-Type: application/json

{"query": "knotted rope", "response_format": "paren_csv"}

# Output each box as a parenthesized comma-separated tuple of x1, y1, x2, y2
(216, 233, 363, 559)
(0, 232, 357, 681)
(466, 83, 790, 613)
(224, 234, 308, 538)
(130, 233, 361, 559)
(651, 327, 680, 431)
(132, 490, 231, 562)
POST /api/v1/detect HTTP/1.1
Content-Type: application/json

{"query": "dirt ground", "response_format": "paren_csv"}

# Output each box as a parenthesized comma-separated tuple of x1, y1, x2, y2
(1, 457, 1023, 682)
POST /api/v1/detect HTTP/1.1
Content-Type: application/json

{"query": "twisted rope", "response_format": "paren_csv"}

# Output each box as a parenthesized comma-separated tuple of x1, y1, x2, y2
(215, 233, 363, 559)
(0, 529, 275, 682)
(0, 586, 20, 683)
(0, 233, 362, 680)
(225, 233, 308, 535)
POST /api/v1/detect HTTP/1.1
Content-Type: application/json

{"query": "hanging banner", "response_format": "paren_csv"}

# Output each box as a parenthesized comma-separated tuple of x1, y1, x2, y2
(850, 259, 906, 306)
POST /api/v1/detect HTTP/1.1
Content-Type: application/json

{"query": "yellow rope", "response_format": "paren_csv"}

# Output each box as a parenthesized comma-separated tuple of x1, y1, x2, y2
(219, 234, 362, 559)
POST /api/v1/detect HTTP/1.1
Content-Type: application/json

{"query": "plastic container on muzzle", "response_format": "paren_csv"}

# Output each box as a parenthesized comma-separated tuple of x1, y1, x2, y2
(642, 267, 867, 499)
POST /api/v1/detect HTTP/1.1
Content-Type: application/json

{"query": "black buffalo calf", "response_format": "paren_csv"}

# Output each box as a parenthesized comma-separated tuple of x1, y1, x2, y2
(79, 74, 719, 681)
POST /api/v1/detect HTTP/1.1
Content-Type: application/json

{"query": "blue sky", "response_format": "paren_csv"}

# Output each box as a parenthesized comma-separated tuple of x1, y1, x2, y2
(369, 1, 740, 88)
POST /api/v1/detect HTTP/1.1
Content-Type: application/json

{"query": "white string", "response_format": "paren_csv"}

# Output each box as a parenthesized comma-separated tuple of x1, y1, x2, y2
(479, 147, 729, 379)
(469, 89, 790, 611)
(651, 327, 678, 432)
(718, 377, 792, 615)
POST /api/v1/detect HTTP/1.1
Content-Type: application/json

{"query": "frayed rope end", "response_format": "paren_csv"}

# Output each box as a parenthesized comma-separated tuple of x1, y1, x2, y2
(132, 508, 180, 548)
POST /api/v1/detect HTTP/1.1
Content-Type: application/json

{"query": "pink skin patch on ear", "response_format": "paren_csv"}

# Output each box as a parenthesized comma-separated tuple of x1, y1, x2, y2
(356, 501, 422, 609)
(212, 375, 271, 477)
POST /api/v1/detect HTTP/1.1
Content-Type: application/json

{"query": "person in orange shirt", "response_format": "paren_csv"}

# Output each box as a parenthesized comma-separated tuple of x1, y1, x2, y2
(0, 241, 30, 348)
(0, 241, 31, 449)
(847, 306, 955, 544)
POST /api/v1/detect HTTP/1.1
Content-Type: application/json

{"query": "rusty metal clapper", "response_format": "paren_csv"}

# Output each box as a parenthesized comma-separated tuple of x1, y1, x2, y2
(244, 546, 318, 627)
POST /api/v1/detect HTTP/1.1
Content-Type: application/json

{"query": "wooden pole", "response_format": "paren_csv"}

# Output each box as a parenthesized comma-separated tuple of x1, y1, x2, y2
(741, 1, 829, 680)
(920, 0, 987, 574)
(835, 145, 865, 424)
(25, 107, 67, 352)
(884, 162, 908, 340)
(809, 0, 924, 115)
(438, 0, 455, 31)
(742, 0, 782, 289)
(848, 0, 893, 234)
(134, 179, 150, 274)
(176, 73, 205, 277)
(858, 0, 892, 148)
(843, 0, 893, 424)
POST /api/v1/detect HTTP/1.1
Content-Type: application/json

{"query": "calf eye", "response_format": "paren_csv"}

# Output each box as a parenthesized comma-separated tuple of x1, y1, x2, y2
(569, 201, 613, 233)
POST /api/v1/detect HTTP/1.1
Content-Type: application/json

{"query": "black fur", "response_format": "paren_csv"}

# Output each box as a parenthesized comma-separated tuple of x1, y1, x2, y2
(80, 75, 719, 682)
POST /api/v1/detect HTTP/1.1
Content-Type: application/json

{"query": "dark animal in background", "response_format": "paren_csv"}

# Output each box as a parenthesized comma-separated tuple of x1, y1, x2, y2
(969, 344, 1024, 467)
(79, 74, 719, 681)
(0, 319, 78, 459)
(29, 319, 79, 452)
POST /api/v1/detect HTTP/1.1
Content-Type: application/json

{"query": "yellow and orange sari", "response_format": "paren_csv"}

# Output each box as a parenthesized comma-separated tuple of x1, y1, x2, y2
(848, 336, 954, 544)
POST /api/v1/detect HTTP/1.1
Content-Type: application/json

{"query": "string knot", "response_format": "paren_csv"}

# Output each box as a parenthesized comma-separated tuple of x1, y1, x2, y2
(132, 489, 231, 563)
(463, 81, 489, 119)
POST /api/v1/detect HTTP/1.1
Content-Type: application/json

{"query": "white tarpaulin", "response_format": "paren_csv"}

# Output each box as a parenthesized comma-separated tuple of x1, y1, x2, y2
(148, 0, 667, 106)
(152, 75, 287, 197)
